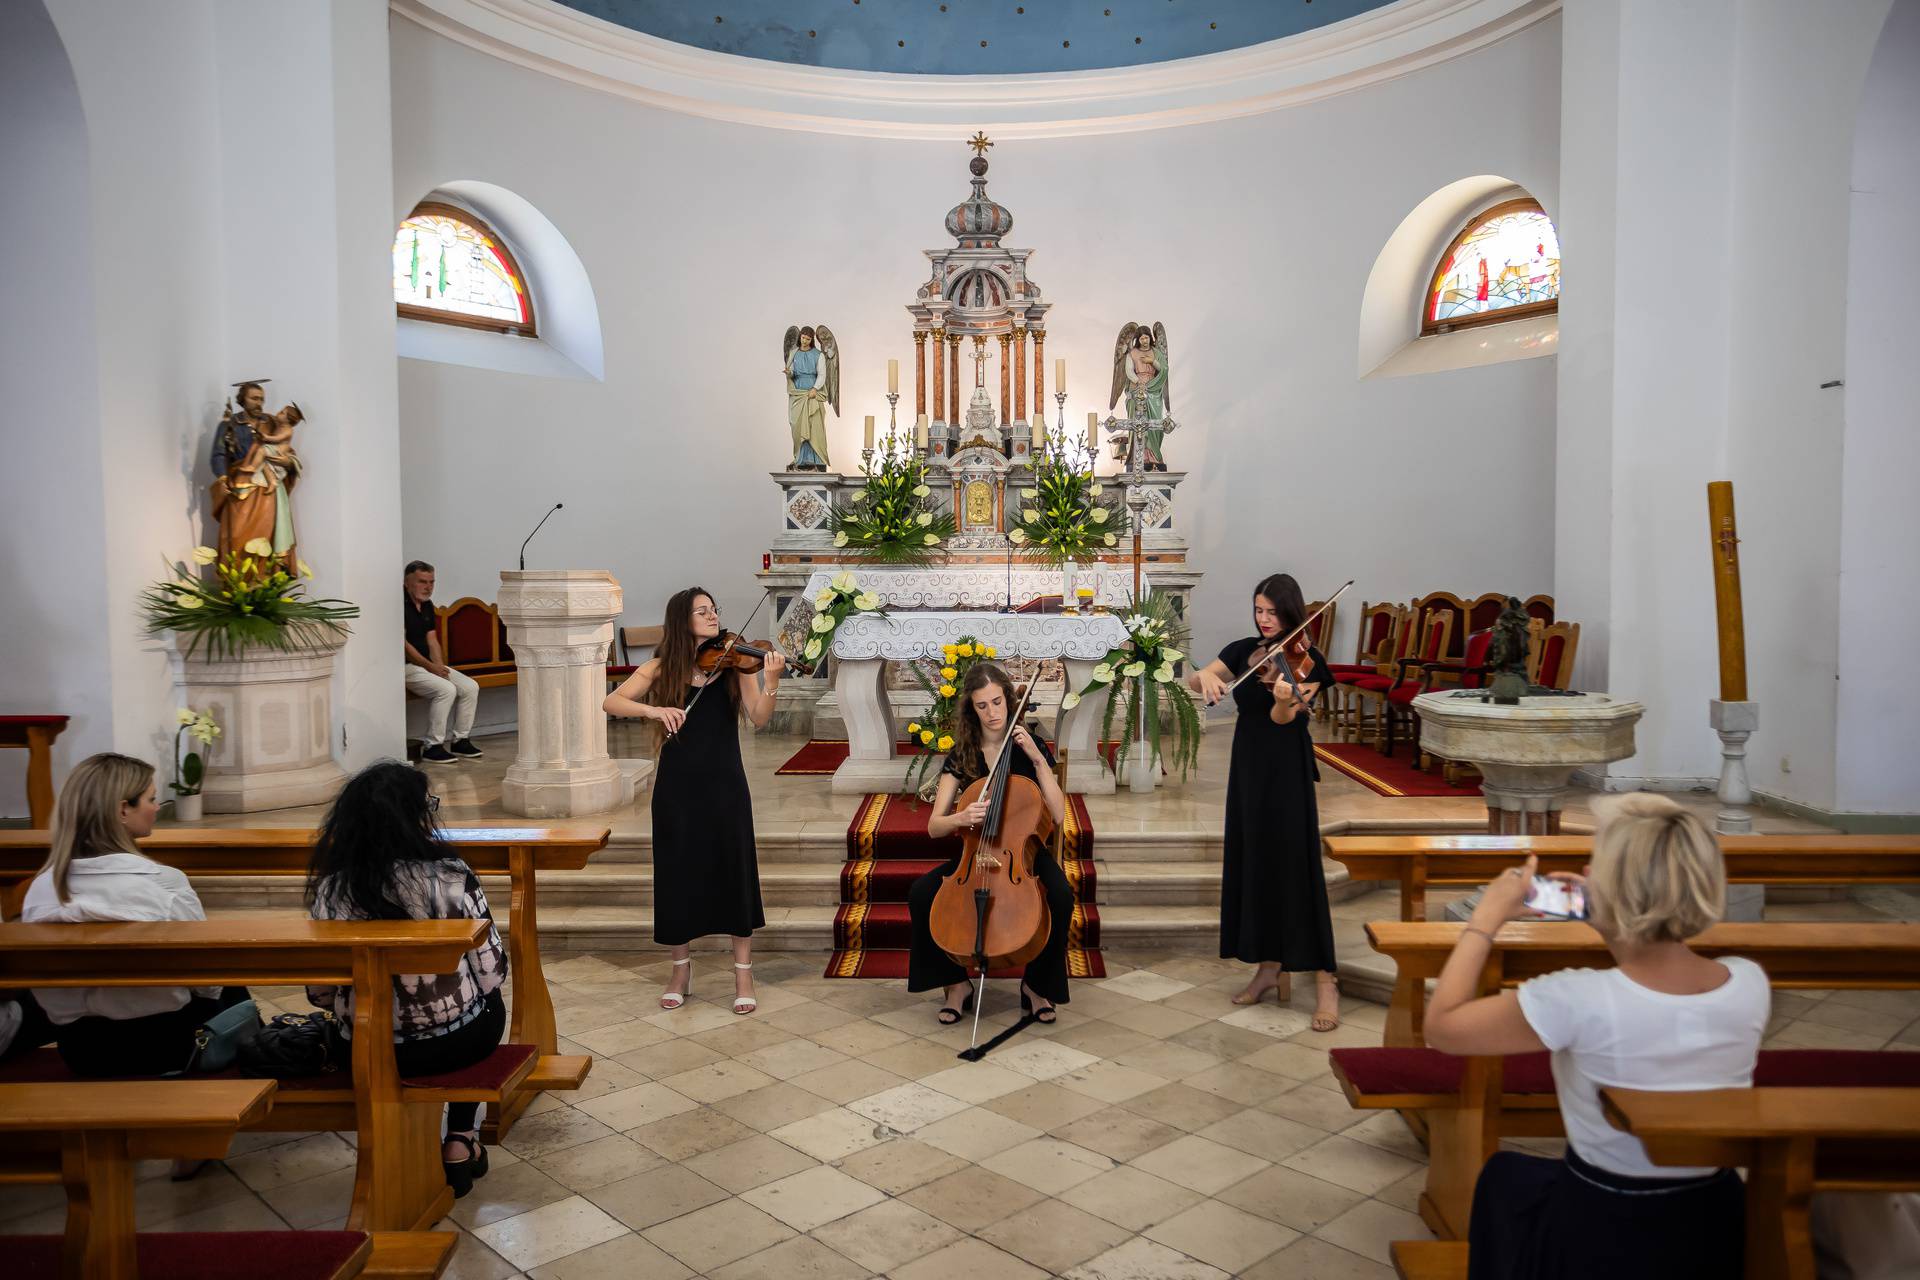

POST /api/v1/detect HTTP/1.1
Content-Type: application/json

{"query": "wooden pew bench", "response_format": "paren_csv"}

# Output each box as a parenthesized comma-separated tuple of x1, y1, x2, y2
(0, 917, 535, 1235)
(1604, 1085, 1920, 1280)
(0, 825, 605, 1141)
(1323, 834, 1920, 1045)
(0, 1079, 455, 1279)
(1330, 920, 1920, 1239)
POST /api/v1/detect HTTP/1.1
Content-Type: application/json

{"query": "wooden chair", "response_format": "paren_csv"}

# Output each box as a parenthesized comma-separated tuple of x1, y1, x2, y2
(607, 625, 666, 702)
(0, 918, 536, 1234)
(435, 598, 515, 689)
(0, 825, 604, 1143)
(1527, 619, 1579, 689)
(1328, 603, 1405, 740)
(1354, 611, 1453, 755)
(1522, 593, 1554, 624)
(1465, 593, 1507, 635)
(1414, 592, 1471, 664)
(0, 1080, 455, 1278)
(1302, 598, 1338, 723)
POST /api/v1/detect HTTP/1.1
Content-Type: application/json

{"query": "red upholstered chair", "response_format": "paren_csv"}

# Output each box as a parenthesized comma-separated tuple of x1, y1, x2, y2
(1529, 621, 1580, 689)
(1523, 593, 1555, 625)
(1414, 591, 1471, 664)
(1328, 602, 1403, 739)
(1415, 628, 1494, 779)
(1353, 611, 1452, 755)
(1467, 592, 1507, 635)
(437, 598, 517, 688)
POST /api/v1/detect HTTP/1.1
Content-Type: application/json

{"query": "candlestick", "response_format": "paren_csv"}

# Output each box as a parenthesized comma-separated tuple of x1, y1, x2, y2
(1706, 481, 1747, 702)
(887, 358, 899, 394)
(1055, 358, 1066, 394)
(885, 391, 899, 437)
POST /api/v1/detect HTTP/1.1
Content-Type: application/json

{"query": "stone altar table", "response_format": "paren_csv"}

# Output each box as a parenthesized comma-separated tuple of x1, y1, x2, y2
(1414, 691, 1644, 834)
(830, 611, 1127, 796)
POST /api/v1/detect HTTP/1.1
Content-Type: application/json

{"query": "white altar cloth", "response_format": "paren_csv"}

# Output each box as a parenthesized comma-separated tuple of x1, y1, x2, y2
(828, 611, 1127, 795)
(799, 565, 1148, 616)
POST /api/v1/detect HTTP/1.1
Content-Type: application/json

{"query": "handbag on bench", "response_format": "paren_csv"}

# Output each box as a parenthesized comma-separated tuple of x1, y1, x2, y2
(238, 1009, 346, 1079)
(172, 998, 261, 1075)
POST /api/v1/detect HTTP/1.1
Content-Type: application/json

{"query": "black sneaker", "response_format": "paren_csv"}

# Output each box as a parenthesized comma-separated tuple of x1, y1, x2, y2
(450, 739, 484, 758)
(421, 744, 457, 764)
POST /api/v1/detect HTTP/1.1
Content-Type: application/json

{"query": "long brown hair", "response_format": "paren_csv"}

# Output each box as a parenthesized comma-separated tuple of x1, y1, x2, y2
(1253, 572, 1308, 639)
(646, 587, 739, 739)
(42, 752, 153, 904)
(949, 661, 1026, 783)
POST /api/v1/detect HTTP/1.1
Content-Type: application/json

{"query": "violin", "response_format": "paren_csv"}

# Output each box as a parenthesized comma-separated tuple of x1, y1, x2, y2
(694, 631, 813, 677)
(1226, 579, 1354, 712)
(927, 678, 1056, 973)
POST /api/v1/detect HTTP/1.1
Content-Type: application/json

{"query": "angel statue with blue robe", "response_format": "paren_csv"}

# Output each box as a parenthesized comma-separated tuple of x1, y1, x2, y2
(1109, 321, 1171, 471)
(783, 324, 840, 471)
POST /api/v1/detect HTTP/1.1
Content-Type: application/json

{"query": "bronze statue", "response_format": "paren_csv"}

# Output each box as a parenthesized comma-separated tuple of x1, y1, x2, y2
(1486, 597, 1535, 704)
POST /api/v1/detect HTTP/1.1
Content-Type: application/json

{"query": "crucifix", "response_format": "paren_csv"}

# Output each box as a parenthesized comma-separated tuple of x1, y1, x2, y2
(972, 335, 988, 387)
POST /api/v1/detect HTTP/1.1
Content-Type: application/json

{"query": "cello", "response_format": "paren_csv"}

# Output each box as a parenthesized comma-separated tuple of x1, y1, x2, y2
(926, 675, 1056, 1058)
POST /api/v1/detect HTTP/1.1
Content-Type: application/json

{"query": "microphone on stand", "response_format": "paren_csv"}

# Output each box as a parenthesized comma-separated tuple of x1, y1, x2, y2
(519, 503, 564, 570)
(1002, 532, 1015, 613)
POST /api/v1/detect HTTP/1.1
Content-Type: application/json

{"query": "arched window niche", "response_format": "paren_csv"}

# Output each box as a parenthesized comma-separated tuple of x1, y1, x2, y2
(1358, 176, 1559, 380)
(393, 181, 604, 382)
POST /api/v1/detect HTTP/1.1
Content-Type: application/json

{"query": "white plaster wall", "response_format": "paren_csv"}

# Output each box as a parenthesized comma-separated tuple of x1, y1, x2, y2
(391, 13, 1564, 669)
(1837, 0, 1920, 816)
(0, 1, 111, 817)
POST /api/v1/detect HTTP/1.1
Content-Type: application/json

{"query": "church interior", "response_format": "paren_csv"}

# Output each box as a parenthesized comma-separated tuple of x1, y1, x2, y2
(2, 1, 1918, 1277)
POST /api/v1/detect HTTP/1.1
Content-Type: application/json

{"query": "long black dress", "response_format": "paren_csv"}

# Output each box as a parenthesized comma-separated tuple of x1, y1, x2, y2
(1218, 637, 1338, 970)
(650, 675, 765, 946)
(907, 738, 1076, 1005)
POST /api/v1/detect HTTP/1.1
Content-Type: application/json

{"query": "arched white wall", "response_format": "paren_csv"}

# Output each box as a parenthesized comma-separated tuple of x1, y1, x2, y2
(397, 179, 606, 381)
(1357, 176, 1560, 379)
(0, 1, 109, 816)
(1837, 0, 1920, 819)
(389, 11, 1565, 666)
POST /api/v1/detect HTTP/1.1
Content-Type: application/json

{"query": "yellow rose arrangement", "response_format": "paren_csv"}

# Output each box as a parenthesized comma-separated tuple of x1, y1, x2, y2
(903, 631, 1003, 797)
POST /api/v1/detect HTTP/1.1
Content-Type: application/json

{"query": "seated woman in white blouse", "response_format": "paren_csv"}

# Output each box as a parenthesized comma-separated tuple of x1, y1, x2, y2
(23, 753, 250, 1077)
(1423, 793, 1768, 1280)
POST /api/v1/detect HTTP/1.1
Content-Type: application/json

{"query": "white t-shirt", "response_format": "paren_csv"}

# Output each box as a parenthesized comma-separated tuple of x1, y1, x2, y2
(1517, 957, 1770, 1178)
(21, 851, 217, 1024)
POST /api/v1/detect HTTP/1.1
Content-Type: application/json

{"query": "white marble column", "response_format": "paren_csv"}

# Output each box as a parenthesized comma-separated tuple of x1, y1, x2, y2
(497, 570, 639, 817)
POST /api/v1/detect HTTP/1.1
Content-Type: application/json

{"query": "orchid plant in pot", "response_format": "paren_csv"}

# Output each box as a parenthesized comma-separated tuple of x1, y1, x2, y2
(170, 706, 220, 821)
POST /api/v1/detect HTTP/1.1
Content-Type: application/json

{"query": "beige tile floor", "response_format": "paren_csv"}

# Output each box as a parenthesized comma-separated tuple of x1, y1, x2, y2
(6, 943, 1917, 1278)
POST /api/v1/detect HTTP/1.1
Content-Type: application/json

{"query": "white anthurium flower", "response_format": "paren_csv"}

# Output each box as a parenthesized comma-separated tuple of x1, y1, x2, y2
(243, 537, 274, 557)
(811, 614, 835, 633)
(922, 533, 939, 545)
(1089, 483, 1103, 496)
(815, 589, 835, 607)
(912, 483, 931, 497)
(804, 637, 824, 660)
(191, 546, 218, 566)
(1163, 648, 1185, 664)
(178, 595, 202, 609)
(176, 707, 197, 726)
(916, 512, 932, 527)
(1061, 691, 1082, 710)
(1091, 508, 1108, 524)
(854, 592, 879, 610)
(834, 531, 849, 547)
(855, 489, 870, 502)
(1153, 665, 1175, 682)
(1008, 529, 1026, 544)
(1091, 663, 1114, 683)
(1123, 661, 1147, 678)
(1103, 533, 1117, 546)
(1022, 509, 1038, 523)
(831, 571, 856, 591)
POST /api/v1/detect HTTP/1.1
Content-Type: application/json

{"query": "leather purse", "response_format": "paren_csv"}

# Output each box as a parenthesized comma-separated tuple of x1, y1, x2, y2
(238, 1010, 346, 1079)
(175, 998, 261, 1075)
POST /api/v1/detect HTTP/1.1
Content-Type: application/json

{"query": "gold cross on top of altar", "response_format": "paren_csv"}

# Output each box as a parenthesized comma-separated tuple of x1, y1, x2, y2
(967, 132, 993, 157)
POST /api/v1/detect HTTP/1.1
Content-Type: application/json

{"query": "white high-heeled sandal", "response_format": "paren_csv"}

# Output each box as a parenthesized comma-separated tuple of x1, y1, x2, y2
(732, 962, 757, 1015)
(659, 957, 692, 1010)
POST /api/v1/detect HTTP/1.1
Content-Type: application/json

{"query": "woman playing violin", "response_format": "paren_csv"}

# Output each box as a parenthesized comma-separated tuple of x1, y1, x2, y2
(603, 587, 782, 1014)
(908, 662, 1076, 1026)
(1187, 573, 1342, 1031)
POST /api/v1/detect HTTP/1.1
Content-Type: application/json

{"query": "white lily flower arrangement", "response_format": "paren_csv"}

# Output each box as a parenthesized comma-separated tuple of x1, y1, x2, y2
(826, 423, 956, 563)
(799, 572, 889, 668)
(1005, 435, 1130, 566)
(1063, 590, 1202, 780)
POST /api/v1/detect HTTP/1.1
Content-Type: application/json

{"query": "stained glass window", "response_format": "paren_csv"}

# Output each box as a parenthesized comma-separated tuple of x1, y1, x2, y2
(393, 203, 534, 335)
(1424, 199, 1560, 334)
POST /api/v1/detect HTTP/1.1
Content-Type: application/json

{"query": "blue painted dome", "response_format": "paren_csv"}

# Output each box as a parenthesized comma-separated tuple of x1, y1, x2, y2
(554, 1, 1402, 76)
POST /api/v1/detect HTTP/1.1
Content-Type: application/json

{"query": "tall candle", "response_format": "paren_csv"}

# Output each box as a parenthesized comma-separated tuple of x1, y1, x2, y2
(1055, 358, 1066, 393)
(863, 415, 875, 449)
(1706, 481, 1748, 702)
(1035, 416, 1046, 450)
(1087, 411, 1098, 449)
(916, 416, 928, 449)
(887, 359, 899, 394)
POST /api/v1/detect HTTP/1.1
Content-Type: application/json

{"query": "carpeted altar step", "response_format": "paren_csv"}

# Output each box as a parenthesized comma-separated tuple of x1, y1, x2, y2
(1314, 742, 1484, 798)
(827, 791, 1105, 979)
(778, 739, 1124, 778)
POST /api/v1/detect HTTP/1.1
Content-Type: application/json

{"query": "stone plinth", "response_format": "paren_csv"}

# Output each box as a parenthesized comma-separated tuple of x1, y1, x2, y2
(1415, 691, 1644, 834)
(169, 634, 348, 813)
(497, 570, 640, 817)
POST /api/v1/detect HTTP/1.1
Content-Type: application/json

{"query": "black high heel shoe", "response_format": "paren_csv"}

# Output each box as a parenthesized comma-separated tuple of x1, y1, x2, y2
(1019, 989, 1057, 1025)
(936, 989, 976, 1025)
(443, 1133, 489, 1198)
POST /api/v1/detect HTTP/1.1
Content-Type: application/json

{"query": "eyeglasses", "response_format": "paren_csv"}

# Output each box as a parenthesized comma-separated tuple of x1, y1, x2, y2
(425, 794, 441, 813)
(692, 606, 722, 619)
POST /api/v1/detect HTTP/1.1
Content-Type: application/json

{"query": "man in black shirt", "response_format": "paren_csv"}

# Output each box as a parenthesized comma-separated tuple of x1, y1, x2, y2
(404, 561, 481, 763)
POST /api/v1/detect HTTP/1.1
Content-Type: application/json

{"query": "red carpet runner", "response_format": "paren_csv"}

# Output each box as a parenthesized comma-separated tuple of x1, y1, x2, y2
(779, 739, 1124, 777)
(825, 792, 1106, 980)
(1314, 742, 1484, 798)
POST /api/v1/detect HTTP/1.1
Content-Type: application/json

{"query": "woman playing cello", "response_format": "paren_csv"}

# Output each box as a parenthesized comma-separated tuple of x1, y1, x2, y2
(908, 663, 1077, 1026)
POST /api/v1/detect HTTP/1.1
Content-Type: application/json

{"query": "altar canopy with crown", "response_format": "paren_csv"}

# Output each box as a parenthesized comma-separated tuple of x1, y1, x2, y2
(760, 137, 1203, 784)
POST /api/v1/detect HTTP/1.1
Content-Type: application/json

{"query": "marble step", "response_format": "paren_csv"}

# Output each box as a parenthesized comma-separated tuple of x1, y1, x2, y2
(579, 828, 1229, 865)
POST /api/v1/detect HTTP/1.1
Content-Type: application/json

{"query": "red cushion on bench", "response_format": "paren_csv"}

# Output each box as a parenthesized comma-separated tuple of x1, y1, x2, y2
(403, 1043, 535, 1091)
(1329, 1047, 1555, 1096)
(0, 1043, 536, 1094)
(12, 1231, 367, 1280)
(0, 715, 69, 727)
(1754, 1048, 1920, 1088)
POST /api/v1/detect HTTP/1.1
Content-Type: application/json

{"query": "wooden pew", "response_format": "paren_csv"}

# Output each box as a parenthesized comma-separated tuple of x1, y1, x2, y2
(0, 825, 606, 1141)
(1324, 833, 1920, 1045)
(0, 916, 535, 1234)
(1603, 1086, 1920, 1280)
(1335, 920, 1920, 1240)
(0, 1080, 456, 1279)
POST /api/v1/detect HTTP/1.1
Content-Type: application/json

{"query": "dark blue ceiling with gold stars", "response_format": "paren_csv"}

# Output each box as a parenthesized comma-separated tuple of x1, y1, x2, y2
(553, 1, 1400, 75)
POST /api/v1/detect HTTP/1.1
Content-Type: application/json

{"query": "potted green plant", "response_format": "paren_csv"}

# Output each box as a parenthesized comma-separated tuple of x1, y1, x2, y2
(1007, 435, 1129, 604)
(169, 707, 220, 821)
(142, 540, 357, 659)
(1062, 591, 1202, 791)
(827, 426, 957, 564)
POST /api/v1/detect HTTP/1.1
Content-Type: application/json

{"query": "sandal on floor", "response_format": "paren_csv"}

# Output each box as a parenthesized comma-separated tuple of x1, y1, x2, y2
(660, 957, 692, 1010)
(443, 1134, 488, 1199)
(1312, 976, 1341, 1033)
(732, 962, 757, 1015)
(1019, 990, 1057, 1025)
(936, 989, 976, 1026)
(1232, 972, 1292, 1006)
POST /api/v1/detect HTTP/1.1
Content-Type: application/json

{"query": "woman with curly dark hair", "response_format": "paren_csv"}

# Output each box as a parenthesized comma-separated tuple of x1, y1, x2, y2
(304, 761, 507, 1198)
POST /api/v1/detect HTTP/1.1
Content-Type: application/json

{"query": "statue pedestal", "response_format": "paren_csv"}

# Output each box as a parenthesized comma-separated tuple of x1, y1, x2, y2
(1710, 700, 1758, 835)
(497, 570, 644, 817)
(1415, 691, 1644, 834)
(169, 634, 348, 812)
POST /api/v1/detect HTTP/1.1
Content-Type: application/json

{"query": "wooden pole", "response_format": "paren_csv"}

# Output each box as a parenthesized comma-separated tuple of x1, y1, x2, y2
(1707, 481, 1748, 702)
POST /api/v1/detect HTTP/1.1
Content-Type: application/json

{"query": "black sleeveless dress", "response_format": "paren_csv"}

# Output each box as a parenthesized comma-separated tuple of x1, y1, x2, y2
(1217, 637, 1338, 971)
(650, 675, 765, 946)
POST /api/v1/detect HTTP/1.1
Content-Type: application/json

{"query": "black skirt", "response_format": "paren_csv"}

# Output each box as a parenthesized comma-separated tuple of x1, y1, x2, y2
(1468, 1148, 1744, 1280)
(650, 679, 765, 946)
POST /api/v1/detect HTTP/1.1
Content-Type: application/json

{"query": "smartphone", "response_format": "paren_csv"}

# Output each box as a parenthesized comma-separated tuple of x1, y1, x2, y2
(1523, 875, 1588, 920)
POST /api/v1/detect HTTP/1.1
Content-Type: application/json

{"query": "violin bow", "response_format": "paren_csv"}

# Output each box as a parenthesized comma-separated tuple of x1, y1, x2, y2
(666, 592, 770, 744)
(1223, 579, 1355, 703)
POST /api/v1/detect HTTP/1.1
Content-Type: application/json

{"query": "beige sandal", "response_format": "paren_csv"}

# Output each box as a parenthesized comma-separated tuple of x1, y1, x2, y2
(659, 957, 691, 1010)
(1311, 975, 1341, 1032)
(1232, 971, 1293, 1006)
